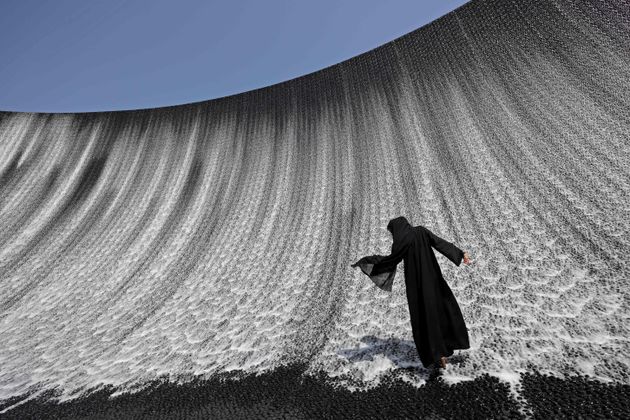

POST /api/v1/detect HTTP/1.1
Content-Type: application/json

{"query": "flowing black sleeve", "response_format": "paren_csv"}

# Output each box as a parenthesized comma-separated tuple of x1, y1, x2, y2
(351, 240, 409, 292)
(423, 226, 464, 266)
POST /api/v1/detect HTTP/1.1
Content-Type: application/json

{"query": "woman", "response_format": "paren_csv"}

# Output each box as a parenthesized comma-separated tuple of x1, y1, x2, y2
(351, 216, 471, 369)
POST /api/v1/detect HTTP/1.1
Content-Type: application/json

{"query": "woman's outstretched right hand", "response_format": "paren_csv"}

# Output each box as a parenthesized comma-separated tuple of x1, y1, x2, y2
(463, 252, 472, 265)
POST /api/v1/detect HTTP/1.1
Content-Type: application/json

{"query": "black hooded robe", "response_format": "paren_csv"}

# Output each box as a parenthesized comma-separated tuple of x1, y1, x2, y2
(351, 216, 470, 368)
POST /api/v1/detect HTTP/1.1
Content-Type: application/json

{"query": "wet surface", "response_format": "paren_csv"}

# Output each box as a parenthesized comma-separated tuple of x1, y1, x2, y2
(0, 0, 628, 417)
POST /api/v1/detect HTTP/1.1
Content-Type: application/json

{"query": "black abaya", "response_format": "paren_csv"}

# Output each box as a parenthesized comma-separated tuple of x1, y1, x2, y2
(351, 216, 470, 368)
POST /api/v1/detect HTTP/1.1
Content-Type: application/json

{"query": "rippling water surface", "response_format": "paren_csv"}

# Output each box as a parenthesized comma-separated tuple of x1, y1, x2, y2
(0, 0, 628, 406)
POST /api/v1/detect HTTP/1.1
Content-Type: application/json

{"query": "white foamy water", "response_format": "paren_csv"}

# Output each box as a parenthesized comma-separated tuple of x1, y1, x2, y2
(0, 0, 629, 410)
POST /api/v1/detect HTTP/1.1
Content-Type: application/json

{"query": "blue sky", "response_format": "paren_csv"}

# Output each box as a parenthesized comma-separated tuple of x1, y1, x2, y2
(0, 0, 469, 113)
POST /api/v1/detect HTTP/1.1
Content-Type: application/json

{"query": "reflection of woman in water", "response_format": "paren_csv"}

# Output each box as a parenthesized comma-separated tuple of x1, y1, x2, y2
(351, 216, 471, 369)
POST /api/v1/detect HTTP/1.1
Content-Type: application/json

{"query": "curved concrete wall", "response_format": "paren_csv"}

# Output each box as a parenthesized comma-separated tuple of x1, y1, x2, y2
(0, 0, 628, 404)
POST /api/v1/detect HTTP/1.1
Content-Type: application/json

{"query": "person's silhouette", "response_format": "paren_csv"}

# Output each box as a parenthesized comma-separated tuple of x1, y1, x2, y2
(352, 216, 471, 369)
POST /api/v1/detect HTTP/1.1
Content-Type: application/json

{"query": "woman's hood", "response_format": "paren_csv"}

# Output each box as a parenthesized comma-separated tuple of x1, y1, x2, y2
(387, 216, 413, 243)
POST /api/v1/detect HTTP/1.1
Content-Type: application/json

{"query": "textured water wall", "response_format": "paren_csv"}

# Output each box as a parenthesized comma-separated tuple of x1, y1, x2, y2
(0, 0, 629, 408)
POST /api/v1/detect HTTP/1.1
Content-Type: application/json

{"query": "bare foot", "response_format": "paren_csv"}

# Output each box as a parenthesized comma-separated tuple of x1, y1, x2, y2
(439, 356, 447, 368)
